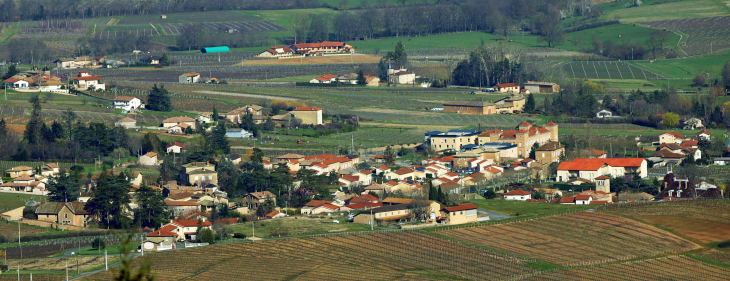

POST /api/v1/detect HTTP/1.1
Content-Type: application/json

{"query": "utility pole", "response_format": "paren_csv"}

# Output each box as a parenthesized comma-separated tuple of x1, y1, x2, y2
(17, 219, 21, 259)
(370, 208, 373, 230)
(105, 250, 108, 270)
(252, 221, 255, 241)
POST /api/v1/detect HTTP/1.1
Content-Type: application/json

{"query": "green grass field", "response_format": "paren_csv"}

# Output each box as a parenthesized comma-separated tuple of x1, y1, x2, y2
(0, 193, 46, 211)
(633, 55, 730, 79)
(350, 32, 504, 53)
(561, 24, 681, 54)
(599, 0, 730, 23)
(227, 216, 375, 238)
(469, 199, 592, 217)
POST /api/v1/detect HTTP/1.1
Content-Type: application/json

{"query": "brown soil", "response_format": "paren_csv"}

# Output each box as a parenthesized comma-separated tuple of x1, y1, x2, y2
(635, 215, 730, 244)
(234, 54, 381, 66)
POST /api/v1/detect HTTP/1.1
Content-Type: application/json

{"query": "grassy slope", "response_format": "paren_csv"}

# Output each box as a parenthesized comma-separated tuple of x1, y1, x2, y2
(632, 54, 730, 79)
(469, 199, 592, 217)
(350, 32, 503, 53)
(561, 24, 681, 52)
(0, 193, 47, 210)
(601, 0, 730, 23)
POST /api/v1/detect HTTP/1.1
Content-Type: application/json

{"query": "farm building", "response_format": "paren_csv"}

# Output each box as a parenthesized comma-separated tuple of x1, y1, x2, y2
(201, 46, 230, 53)
(115, 117, 137, 128)
(310, 74, 336, 83)
(290, 107, 323, 125)
(524, 81, 560, 93)
(495, 83, 520, 93)
(179, 72, 201, 84)
(162, 116, 196, 129)
(443, 100, 496, 115)
(256, 46, 294, 58)
(139, 152, 162, 166)
(225, 128, 253, 138)
(290, 41, 355, 55)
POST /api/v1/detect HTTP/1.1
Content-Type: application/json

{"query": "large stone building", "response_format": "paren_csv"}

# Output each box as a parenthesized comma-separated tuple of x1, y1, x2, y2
(428, 130, 481, 152)
(443, 100, 496, 115)
(535, 141, 565, 164)
(557, 158, 647, 183)
(524, 81, 560, 93)
(476, 122, 559, 157)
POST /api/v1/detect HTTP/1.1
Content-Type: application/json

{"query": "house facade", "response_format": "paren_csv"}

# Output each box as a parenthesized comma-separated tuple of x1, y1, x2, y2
(535, 141, 564, 164)
(35, 202, 90, 227)
(557, 158, 648, 183)
(179, 72, 201, 84)
(113, 96, 143, 111)
(162, 117, 196, 129)
(73, 71, 105, 91)
(440, 203, 478, 225)
(290, 107, 323, 125)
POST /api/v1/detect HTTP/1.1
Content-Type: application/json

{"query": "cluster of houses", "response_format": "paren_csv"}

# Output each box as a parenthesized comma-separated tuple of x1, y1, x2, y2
(443, 93, 526, 115)
(256, 41, 355, 58)
(4, 70, 105, 93)
(310, 71, 380, 87)
(645, 130, 708, 167)
(0, 164, 65, 194)
(53, 56, 105, 69)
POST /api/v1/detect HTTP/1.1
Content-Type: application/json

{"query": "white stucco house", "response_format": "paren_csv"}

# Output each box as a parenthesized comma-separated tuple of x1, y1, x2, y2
(503, 189, 531, 201)
(113, 96, 143, 111)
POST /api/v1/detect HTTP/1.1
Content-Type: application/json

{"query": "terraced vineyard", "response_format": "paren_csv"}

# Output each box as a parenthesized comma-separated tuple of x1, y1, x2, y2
(524, 255, 730, 280)
(557, 61, 664, 79)
(436, 211, 699, 266)
(641, 16, 730, 56)
(83, 231, 538, 281)
(598, 199, 730, 223)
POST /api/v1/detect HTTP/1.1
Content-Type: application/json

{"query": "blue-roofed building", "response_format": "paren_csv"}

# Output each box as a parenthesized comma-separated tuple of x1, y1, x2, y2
(424, 131, 444, 142)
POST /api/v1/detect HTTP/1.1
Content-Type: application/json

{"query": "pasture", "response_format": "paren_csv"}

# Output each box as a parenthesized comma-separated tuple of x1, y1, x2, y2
(561, 24, 681, 55)
(600, 0, 730, 23)
(0, 192, 46, 211)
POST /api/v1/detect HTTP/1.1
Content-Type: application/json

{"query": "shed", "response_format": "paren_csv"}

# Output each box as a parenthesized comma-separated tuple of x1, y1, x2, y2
(201, 46, 230, 53)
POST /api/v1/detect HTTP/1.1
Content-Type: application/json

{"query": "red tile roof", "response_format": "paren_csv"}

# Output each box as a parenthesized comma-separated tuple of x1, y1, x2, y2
(305, 200, 332, 207)
(266, 211, 281, 218)
(173, 220, 212, 227)
(575, 194, 592, 200)
(594, 175, 610, 180)
(504, 190, 531, 196)
(394, 168, 414, 175)
(497, 83, 519, 88)
(167, 141, 186, 148)
(696, 129, 711, 135)
(558, 158, 644, 171)
(74, 76, 103, 81)
(662, 132, 684, 139)
(519, 121, 532, 126)
(316, 203, 339, 211)
(165, 200, 200, 206)
(546, 122, 558, 126)
(443, 203, 478, 212)
(559, 196, 576, 203)
(147, 225, 177, 237)
(339, 175, 359, 182)
(589, 200, 609, 205)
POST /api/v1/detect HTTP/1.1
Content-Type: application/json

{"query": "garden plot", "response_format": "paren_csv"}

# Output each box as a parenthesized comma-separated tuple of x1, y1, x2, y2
(557, 61, 664, 79)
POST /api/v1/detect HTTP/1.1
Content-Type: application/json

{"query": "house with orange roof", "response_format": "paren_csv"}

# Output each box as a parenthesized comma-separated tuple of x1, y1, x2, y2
(157, 219, 212, 241)
(696, 129, 711, 140)
(311, 203, 340, 214)
(309, 74, 337, 84)
(73, 70, 105, 90)
(166, 142, 185, 154)
(385, 168, 415, 181)
(374, 166, 391, 176)
(536, 141, 565, 164)
(504, 189, 532, 201)
(266, 210, 288, 219)
(659, 132, 685, 145)
(165, 200, 201, 216)
(339, 174, 360, 187)
(139, 152, 162, 166)
(440, 203, 478, 225)
(301, 200, 333, 214)
(4, 77, 29, 89)
(256, 46, 294, 58)
(290, 106, 323, 125)
(246, 191, 276, 210)
(557, 158, 647, 183)
(495, 82, 520, 93)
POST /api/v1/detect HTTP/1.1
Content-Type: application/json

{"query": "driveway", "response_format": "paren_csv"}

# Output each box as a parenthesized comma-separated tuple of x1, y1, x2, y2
(478, 209, 511, 220)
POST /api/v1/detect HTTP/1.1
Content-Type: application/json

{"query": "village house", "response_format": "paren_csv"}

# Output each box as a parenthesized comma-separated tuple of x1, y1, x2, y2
(290, 41, 355, 55)
(289, 107, 323, 125)
(535, 141, 564, 164)
(440, 203, 479, 225)
(353, 199, 440, 225)
(0, 176, 46, 194)
(696, 129, 711, 140)
(246, 191, 276, 210)
(656, 172, 723, 199)
(256, 46, 294, 58)
(113, 96, 143, 112)
(168, 123, 192, 134)
(142, 234, 176, 251)
(6, 166, 34, 179)
(385, 168, 416, 181)
(40, 163, 63, 178)
(166, 200, 201, 216)
(659, 132, 685, 145)
(115, 117, 137, 128)
(166, 142, 185, 154)
(386, 64, 416, 85)
(35, 202, 90, 227)
(266, 210, 288, 219)
(4, 77, 30, 89)
(53, 56, 104, 69)
(180, 162, 217, 186)
(309, 74, 337, 84)
(179, 72, 201, 84)
(557, 158, 647, 183)
(139, 152, 162, 166)
(162, 117, 196, 130)
(156, 219, 213, 241)
(495, 83, 520, 93)
(504, 189, 531, 201)
(73, 71, 105, 91)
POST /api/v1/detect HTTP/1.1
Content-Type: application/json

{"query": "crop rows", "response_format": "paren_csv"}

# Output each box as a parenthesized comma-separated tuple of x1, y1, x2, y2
(558, 61, 664, 79)
(598, 199, 730, 223)
(8, 256, 107, 271)
(4, 233, 144, 259)
(525, 255, 730, 280)
(695, 249, 730, 265)
(394, 113, 532, 127)
(437, 211, 699, 266)
(83, 231, 538, 281)
(641, 16, 730, 56)
(156, 20, 283, 35)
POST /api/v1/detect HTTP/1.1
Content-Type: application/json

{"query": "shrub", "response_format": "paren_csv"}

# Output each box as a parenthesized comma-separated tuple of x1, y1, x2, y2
(233, 233, 246, 239)
(91, 238, 106, 250)
(200, 228, 215, 244)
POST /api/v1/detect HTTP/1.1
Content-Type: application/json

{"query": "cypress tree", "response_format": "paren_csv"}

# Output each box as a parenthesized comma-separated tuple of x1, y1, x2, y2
(524, 93, 536, 112)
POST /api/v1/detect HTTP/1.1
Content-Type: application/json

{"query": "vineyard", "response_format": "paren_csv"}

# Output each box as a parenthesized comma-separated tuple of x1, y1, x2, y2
(695, 249, 730, 265)
(3, 233, 144, 259)
(556, 61, 664, 79)
(524, 255, 730, 280)
(641, 16, 730, 56)
(393, 113, 534, 127)
(83, 231, 539, 280)
(436, 211, 699, 266)
(597, 199, 730, 224)
(7, 256, 109, 271)
(156, 21, 284, 35)
(328, 128, 424, 146)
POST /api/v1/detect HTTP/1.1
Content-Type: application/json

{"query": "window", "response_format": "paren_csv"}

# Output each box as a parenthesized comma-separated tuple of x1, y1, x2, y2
(64, 214, 68, 219)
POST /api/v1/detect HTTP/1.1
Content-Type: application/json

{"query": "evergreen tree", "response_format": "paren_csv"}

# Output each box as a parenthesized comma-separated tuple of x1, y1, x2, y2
(146, 84, 173, 111)
(160, 53, 170, 66)
(529, 142, 539, 159)
(250, 148, 264, 163)
(211, 124, 230, 154)
(262, 116, 275, 131)
(47, 174, 80, 202)
(212, 107, 219, 121)
(134, 185, 169, 228)
(2, 65, 18, 80)
(392, 41, 407, 67)
(524, 93, 536, 112)
(484, 189, 497, 199)
(51, 121, 64, 140)
(357, 70, 366, 85)
(722, 61, 730, 90)
(24, 94, 43, 146)
(0, 118, 6, 137)
(86, 171, 132, 229)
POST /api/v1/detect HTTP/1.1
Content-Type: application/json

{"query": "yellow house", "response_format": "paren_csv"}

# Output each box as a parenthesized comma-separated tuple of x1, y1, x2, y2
(181, 162, 217, 185)
(6, 166, 33, 179)
(659, 132, 684, 145)
(440, 203, 478, 225)
(35, 202, 90, 227)
(535, 141, 564, 164)
(162, 117, 196, 130)
(476, 122, 559, 157)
